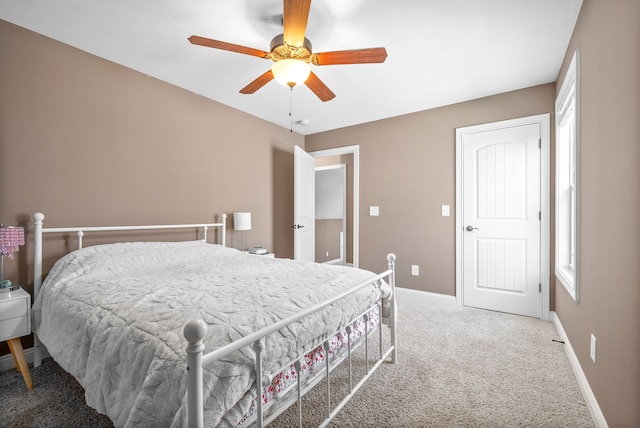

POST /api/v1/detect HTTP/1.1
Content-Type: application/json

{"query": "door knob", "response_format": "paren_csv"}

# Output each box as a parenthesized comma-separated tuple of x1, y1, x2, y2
(465, 226, 479, 232)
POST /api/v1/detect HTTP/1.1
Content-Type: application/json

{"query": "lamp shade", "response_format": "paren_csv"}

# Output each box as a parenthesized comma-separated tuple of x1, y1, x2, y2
(272, 59, 311, 88)
(233, 212, 252, 231)
(0, 226, 24, 259)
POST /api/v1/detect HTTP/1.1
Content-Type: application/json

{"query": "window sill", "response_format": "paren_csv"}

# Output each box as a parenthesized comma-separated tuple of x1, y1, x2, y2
(556, 267, 578, 302)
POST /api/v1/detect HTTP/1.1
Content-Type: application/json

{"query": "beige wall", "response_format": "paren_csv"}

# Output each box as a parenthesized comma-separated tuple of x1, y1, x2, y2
(315, 219, 342, 263)
(0, 21, 302, 291)
(554, 1, 640, 425)
(306, 84, 555, 295)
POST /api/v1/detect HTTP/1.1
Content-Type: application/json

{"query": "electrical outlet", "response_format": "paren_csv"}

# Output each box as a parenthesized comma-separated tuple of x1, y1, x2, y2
(590, 334, 597, 363)
(411, 265, 419, 276)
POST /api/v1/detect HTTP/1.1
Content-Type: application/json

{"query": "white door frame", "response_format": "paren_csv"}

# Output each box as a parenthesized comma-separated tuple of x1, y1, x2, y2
(455, 114, 550, 320)
(309, 145, 359, 268)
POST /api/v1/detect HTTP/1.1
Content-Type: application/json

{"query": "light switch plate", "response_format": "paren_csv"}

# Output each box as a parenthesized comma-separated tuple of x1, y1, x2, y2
(369, 206, 379, 216)
(441, 205, 450, 216)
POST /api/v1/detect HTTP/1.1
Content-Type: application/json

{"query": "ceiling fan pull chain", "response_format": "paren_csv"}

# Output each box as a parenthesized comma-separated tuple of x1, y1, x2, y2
(289, 87, 294, 133)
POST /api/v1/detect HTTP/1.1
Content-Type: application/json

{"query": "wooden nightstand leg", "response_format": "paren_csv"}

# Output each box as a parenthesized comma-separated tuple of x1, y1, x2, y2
(7, 337, 34, 390)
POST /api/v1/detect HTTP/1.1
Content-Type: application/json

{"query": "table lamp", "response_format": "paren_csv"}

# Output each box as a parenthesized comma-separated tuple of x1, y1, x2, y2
(0, 225, 25, 289)
(233, 212, 251, 251)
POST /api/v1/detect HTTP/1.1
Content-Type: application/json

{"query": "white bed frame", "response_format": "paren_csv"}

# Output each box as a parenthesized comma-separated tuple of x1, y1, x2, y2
(31, 212, 397, 428)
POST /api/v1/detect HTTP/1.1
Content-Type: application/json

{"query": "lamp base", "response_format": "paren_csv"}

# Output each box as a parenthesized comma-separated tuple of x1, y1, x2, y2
(0, 280, 19, 293)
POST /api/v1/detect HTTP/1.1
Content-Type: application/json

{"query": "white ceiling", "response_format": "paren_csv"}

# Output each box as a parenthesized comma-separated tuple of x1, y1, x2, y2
(1, 0, 582, 135)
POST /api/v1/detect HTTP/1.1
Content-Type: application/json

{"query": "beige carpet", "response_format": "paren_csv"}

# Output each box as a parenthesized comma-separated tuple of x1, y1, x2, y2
(0, 287, 594, 427)
(269, 287, 594, 427)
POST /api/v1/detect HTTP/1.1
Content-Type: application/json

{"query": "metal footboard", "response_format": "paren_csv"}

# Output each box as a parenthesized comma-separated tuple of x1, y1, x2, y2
(184, 253, 397, 428)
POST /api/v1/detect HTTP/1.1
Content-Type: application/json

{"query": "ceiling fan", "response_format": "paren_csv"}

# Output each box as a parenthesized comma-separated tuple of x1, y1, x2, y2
(188, 0, 388, 102)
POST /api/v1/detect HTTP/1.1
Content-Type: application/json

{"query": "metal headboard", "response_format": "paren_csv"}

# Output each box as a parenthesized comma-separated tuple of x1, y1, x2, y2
(31, 212, 227, 367)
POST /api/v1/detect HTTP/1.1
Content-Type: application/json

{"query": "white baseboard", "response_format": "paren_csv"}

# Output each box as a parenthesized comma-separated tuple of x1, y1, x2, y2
(551, 311, 608, 428)
(396, 287, 456, 306)
(0, 346, 50, 372)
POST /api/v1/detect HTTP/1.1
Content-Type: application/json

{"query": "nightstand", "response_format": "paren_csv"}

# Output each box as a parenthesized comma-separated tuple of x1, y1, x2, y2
(243, 249, 275, 258)
(245, 252, 275, 258)
(0, 287, 34, 390)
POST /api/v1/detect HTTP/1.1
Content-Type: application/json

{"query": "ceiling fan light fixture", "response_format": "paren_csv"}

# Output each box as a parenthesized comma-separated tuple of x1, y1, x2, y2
(272, 59, 311, 88)
(189, 8, 385, 101)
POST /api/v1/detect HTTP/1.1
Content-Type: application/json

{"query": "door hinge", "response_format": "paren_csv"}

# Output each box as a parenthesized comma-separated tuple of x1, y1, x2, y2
(539, 138, 542, 149)
(539, 211, 541, 221)
(539, 283, 542, 293)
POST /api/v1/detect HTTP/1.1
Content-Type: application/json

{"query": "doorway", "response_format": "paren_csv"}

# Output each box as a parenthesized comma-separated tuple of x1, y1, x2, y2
(311, 146, 358, 267)
(294, 145, 359, 267)
(455, 114, 550, 319)
(315, 164, 347, 265)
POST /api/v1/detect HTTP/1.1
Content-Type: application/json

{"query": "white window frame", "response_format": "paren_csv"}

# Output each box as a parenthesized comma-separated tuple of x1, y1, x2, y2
(555, 50, 580, 301)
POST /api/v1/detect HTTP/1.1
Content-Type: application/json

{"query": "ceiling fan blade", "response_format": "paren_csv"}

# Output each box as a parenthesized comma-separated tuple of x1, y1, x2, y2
(240, 70, 274, 94)
(312, 47, 388, 66)
(305, 72, 336, 102)
(188, 35, 270, 58)
(283, 0, 311, 47)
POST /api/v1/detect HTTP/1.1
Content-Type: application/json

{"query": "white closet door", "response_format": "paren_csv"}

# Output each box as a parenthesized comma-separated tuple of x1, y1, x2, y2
(462, 123, 541, 317)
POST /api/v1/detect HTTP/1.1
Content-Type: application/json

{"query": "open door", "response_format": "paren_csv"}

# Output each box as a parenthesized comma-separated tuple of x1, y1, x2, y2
(293, 146, 315, 261)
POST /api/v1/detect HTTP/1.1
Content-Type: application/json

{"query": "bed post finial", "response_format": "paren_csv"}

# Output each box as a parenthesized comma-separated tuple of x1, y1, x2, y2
(184, 319, 207, 428)
(184, 319, 207, 344)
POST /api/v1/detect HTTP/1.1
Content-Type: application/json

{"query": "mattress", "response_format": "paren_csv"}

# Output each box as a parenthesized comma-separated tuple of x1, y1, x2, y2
(32, 241, 389, 427)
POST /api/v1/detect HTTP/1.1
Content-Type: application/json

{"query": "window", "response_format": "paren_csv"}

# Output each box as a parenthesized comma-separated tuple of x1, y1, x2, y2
(555, 50, 580, 301)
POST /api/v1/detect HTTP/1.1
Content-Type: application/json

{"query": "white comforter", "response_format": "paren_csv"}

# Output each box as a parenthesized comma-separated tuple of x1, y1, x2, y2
(33, 241, 389, 427)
